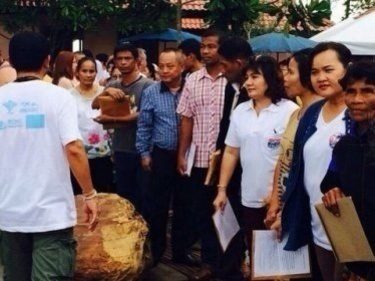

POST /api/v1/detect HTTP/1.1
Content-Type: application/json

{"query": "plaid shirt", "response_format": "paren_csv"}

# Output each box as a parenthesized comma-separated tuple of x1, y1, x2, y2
(177, 67, 227, 168)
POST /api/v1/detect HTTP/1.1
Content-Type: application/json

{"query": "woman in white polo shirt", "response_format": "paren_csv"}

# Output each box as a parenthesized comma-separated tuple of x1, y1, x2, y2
(213, 55, 298, 256)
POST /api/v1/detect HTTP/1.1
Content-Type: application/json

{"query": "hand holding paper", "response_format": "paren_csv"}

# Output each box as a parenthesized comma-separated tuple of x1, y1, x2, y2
(315, 197, 375, 263)
(212, 201, 240, 252)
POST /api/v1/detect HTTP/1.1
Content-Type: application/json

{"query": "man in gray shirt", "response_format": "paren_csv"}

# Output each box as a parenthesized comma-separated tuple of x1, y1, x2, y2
(93, 43, 153, 210)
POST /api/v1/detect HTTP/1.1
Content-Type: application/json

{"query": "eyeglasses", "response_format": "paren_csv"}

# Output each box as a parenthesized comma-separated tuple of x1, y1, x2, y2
(112, 75, 122, 79)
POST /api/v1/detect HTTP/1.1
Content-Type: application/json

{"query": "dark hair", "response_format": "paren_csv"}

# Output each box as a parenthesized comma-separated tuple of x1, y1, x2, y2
(245, 55, 287, 104)
(178, 39, 201, 61)
(113, 43, 139, 60)
(340, 61, 375, 90)
(9, 32, 50, 72)
(201, 28, 225, 39)
(279, 59, 289, 67)
(96, 53, 109, 64)
(218, 35, 253, 61)
(309, 42, 352, 70)
(289, 48, 314, 91)
(76, 57, 97, 73)
(52, 51, 74, 85)
(82, 49, 94, 58)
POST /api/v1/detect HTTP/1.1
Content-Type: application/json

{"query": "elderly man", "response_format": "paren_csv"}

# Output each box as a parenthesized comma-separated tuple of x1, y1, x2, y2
(136, 48, 196, 266)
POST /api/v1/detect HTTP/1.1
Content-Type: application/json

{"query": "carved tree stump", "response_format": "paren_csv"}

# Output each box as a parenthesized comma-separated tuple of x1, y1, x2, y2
(74, 193, 149, 281)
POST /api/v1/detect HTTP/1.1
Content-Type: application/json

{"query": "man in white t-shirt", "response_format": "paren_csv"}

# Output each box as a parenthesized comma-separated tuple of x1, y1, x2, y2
(0, 32, 98, 281)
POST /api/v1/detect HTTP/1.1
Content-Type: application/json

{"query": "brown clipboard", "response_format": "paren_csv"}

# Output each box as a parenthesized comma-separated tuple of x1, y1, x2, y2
(315, 197, 375, 263)
(98, 95, 131, 129)
(251, 231, 311, 280)
(98, 95, 131, 117)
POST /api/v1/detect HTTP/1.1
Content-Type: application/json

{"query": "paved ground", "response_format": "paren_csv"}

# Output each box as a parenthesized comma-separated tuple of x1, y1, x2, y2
(0, 263, 189, 281)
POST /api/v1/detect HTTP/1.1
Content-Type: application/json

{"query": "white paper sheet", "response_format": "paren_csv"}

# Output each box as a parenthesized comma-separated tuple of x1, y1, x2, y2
(184, 143, 196, 177)
(253, 230, 310, 279)
(212, 201, 240, 252)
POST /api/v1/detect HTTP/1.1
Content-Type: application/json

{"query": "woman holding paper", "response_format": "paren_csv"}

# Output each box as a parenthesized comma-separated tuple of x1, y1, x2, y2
(213, 56, 298, 260)
(70, 57, 113, 193)
(281, 42, 352, 281)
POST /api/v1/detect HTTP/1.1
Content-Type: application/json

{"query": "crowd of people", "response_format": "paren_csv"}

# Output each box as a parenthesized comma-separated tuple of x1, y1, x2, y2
(0, 29, 374, 281)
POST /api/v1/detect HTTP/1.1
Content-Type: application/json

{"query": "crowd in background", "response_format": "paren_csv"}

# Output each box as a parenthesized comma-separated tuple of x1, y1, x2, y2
(0, 30, 374, 281)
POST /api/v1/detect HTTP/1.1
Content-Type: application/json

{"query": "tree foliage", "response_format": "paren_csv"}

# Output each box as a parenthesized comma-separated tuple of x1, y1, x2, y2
(342, 0, 375, 19)
(205, 0, 331, 38)
(204, 0, 270, 37)
(115, 1, 176, 35)
(0, 0, 176, 54)
(266, 0, 332, 37)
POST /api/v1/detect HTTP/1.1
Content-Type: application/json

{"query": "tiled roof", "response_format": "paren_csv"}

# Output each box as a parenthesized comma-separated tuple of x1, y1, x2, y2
(170, 0, 208, 11)
(182, 18, 207, 29)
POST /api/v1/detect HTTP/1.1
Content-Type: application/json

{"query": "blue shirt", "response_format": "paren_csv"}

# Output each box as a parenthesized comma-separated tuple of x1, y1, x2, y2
(136, 82, 181, 157)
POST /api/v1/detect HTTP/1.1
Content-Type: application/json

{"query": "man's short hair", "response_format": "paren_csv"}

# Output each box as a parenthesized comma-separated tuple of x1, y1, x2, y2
(160, 48, 184, 65)
(340, 61, 375, 90)
(9, 32, 50, 72)
(113, 43, 139, 60)
(96, 53, 109, 64)
(82, 49, 94, 58)
(178, 39, 201, 61)
(201, 28, 225, 40)
(218, 35, 253, 61)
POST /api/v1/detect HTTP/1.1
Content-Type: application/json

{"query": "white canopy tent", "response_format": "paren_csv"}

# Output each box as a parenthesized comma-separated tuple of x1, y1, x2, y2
(311, 10, 375, 55)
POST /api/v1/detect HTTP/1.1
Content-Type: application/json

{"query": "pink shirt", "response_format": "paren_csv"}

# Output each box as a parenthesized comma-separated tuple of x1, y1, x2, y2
(177, 67, 227, 168)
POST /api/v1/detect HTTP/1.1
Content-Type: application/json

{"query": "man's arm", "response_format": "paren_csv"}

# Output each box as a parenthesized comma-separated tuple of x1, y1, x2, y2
(177, 116, 193, 175)
(176, 81, 194, 175)
(65, 140, 98, 230)
(321, 147, 344, 216)
(136, 89, 154, 171)
(94, 112, 139, 124)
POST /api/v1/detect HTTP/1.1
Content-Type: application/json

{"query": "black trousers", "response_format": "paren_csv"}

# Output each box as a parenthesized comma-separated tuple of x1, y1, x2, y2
(72, 156, 114, 195)
(142, 146, 190, 263)
(188, 168, 221, 269)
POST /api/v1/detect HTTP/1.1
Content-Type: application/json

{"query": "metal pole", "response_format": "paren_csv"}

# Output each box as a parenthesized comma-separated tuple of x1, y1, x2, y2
(177, 0, 182, 43)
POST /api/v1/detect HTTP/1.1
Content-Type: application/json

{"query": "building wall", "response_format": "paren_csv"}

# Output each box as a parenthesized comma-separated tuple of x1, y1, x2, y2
(83, 20, 117, 56)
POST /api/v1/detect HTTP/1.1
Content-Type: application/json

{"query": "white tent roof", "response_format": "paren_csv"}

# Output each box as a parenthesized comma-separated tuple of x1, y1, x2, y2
(311, 10, 375, 55)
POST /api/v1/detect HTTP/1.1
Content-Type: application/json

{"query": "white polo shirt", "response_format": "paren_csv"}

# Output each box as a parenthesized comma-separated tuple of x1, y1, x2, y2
(225, 99, 298, 208)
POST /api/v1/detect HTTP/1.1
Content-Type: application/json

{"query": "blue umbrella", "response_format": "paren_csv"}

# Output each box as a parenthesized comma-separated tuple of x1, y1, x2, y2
(249, 32, 317, 53)
(122, 28, 201, 42)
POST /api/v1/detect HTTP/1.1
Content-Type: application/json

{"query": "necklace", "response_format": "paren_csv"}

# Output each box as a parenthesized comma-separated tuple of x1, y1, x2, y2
(15, 76, 40, 82)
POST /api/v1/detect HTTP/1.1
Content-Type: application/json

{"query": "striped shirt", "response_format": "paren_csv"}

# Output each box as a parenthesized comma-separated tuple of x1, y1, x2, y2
(177, 67, 227, 168)
(136, 82, 181, 157)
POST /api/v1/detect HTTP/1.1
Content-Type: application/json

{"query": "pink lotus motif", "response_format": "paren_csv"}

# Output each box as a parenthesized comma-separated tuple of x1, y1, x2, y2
(88, 133, 100, 144)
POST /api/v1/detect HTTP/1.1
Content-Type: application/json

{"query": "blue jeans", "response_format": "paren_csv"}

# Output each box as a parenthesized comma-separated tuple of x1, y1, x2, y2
(114, 151, 147, 212)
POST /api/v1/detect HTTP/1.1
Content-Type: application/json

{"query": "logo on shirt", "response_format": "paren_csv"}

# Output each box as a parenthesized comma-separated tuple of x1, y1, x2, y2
(329, 133, 343, 148)
(2, 100, 17, 114)
(26, 114, 45, 129)
(267, 137, 281, 149)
